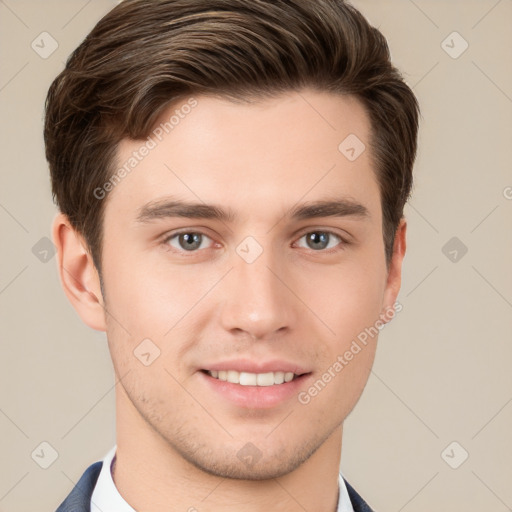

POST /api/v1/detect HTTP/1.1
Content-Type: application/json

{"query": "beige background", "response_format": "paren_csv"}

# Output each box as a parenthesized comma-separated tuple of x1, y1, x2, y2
(1, 1, 511, 511)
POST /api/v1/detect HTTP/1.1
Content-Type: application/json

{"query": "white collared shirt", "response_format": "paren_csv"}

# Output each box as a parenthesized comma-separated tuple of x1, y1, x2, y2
(91, 445, 354, 512)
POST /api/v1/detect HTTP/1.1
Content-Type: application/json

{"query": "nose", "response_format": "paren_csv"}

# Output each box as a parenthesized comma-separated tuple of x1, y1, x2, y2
(219, 241, 296, 340)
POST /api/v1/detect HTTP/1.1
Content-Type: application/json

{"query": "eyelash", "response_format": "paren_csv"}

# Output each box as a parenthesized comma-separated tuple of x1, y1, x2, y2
(160, 229, 350, 256)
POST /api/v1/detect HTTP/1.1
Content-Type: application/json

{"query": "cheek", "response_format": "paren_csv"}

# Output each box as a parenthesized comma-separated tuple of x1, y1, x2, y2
(102, 247, 205, 335)
(300, 258, 386, 345)
(297, 264, 383, 416)
(101, 250, 219, 379)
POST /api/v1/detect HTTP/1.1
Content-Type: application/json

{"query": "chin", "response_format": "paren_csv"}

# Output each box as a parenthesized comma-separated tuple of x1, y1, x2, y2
(169, 430, 327, 481)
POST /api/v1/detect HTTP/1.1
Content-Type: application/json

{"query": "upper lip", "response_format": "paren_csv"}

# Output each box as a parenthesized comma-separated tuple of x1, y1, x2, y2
(201, 359, 311, 375)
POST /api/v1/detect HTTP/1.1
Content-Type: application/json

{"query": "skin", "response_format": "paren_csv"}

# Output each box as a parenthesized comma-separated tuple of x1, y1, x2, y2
(53, 88, 406, 512)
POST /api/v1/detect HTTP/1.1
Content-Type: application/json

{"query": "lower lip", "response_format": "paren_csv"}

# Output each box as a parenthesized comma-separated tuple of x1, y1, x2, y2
(199, 371, 312, 409)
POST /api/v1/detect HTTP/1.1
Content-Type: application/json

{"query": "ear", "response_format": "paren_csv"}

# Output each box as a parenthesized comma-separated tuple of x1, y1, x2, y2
(52, 212, 107, 331)
(381, 217, 407, 321)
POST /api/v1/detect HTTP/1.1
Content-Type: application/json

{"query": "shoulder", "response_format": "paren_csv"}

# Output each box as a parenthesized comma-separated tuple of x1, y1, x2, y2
(55, 461, 103, 512)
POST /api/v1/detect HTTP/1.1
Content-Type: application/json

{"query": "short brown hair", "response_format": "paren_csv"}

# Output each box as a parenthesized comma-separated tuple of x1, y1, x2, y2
(44, 0, 420, 274)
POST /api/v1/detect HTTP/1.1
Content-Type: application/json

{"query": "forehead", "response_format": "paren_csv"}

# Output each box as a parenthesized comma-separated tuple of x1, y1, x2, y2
(105, 89, 380, 226)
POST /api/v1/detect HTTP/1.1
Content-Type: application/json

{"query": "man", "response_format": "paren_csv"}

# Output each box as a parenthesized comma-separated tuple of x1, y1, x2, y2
(47, 0, 419, 510)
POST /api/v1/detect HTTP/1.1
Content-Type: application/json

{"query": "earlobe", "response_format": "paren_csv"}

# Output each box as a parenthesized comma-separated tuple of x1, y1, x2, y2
(52, 212, 107, 332)
(381, 218, 407, 320)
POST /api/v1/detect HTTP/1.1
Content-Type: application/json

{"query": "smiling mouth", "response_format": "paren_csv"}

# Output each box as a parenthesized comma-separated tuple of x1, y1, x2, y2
(201, 369, 310, 386)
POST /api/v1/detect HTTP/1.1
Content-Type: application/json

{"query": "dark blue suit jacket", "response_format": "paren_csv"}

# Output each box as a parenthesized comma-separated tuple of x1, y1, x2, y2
(56, 460, 375, 511)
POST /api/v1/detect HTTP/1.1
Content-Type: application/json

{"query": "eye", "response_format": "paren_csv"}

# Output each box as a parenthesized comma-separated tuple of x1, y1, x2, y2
(295, 231, 345, 252)
(163, 231, 214, 252)
(161, 229, 348, 255)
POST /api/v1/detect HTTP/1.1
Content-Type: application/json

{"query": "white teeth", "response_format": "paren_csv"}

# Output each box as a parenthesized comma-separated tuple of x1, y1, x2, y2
(207, 370, 299, 386)
(240, 372, 257, 385)
(274, 371, 285, 384)
(256, 372, 274, 386)
(227, 370, 238, 383)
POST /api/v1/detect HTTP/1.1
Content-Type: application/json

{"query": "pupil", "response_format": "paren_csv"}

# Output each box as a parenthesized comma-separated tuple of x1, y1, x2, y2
(181, 233, 201, 250)
(308, 232, 328, 250)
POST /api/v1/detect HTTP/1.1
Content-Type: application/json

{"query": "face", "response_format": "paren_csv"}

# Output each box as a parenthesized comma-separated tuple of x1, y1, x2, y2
(99, 88, 402, 479)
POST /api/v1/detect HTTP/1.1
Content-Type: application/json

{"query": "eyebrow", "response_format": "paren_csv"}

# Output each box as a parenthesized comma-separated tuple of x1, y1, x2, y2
(135, 197, 370, 224)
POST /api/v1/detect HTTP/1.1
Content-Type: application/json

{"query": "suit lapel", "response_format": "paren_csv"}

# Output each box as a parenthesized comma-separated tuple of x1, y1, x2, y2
(55, 461, 103, 512)
(344, 477, 376, 512)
